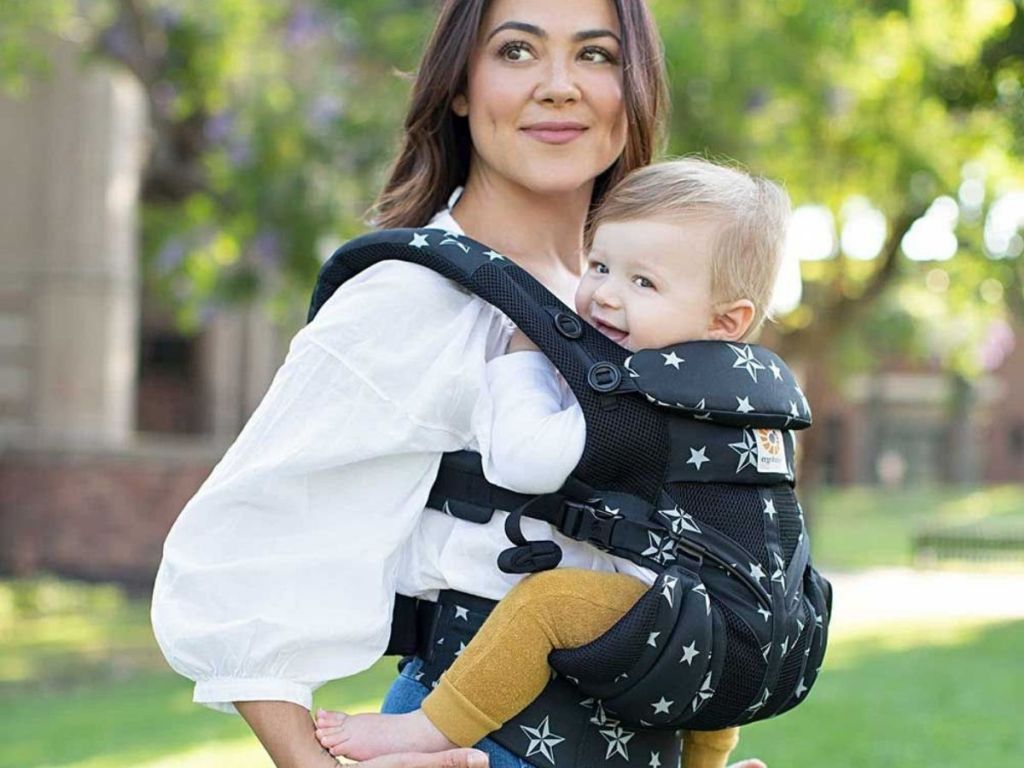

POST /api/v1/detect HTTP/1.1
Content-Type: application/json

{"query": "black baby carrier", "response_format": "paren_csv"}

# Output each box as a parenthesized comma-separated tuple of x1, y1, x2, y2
(309, 228, 833, 768)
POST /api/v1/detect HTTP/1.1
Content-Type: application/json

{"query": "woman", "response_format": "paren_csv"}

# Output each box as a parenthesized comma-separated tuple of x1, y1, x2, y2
(152, 1, 762, 766)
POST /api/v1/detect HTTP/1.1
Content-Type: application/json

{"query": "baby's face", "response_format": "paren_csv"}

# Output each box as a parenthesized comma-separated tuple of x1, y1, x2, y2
(575, 217, 720, 351)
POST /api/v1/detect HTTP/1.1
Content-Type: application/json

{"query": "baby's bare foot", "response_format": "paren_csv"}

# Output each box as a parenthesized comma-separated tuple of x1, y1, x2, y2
(315, 708, 457, 762)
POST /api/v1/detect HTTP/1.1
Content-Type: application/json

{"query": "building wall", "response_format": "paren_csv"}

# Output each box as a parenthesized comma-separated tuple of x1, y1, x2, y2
(0, 441, 219, 586)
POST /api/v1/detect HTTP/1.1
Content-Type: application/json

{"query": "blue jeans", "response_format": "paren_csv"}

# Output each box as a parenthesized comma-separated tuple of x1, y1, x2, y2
(381, 658, 535, 768)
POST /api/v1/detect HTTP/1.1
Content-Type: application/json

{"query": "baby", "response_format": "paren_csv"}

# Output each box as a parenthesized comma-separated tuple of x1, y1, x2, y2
(316, 158, 791, 768)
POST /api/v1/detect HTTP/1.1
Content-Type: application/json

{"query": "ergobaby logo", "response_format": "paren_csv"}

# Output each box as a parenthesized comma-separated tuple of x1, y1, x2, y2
(755, 429, 788, 474)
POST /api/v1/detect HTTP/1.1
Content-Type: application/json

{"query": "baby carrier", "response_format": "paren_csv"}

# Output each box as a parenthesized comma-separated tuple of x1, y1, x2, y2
(308, 228, 832, 768)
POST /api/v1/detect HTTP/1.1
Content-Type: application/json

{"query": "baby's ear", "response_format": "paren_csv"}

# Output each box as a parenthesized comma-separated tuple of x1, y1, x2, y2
(707, 300, 755, 342)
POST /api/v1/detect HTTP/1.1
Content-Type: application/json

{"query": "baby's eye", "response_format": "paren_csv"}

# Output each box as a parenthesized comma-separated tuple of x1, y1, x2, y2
(633, 276, 655, 289)
(498, 41, 537, 62)
(591, 261, 609, 274)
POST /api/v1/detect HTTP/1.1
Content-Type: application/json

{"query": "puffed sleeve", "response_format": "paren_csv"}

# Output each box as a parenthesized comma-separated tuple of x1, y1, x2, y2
(151, 260, 504, 714)
(471, 350, 586, 494)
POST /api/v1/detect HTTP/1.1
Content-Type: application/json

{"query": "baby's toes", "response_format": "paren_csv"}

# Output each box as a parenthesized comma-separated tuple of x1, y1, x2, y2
(315, 725, 349, 750)
(316, 709, 348, 727)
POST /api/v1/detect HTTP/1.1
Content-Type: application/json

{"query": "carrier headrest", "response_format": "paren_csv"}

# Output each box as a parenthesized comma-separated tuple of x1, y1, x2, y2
(624, 340, 812, 430)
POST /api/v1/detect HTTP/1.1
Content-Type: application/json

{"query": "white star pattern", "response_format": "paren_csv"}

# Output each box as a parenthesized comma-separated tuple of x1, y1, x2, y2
(692, 583, 711, 615)
(763, 498, 777, 522)
(661, 575, 678, 607)
(679, 640, 700, 665)
(687, 446, 710, 470)
(455, 641, 467, 657)
(599, 724, 635, 761)
(768, 359, 783, 380)
(662, 351, 685, 369)
(691, 672, 715, 711)
(520, 716, 564, 765)
(454, 606, 469, 621)
(728, 344, 766, 382)
(771, 552, 787, 591)
(746, 688, 771, 715)
(658, 505, 702, 536)
(441, 500, 453, 516)
(651, 696, 673, 715)
(728, 431, 758, 473)
(647, 631, 661, 648)
(795, 677, 809, 698)
(757, 606, 772, 622)
(789, 400, 800, 419)
(649, 752, 662, 768)
(642, 531, 676, 565)
(736, 396, 755, 414)
(483, 249, 505, 261)
(409, 232, 430, 248)
(694, 398, 713, 421)
(439, 236, 470, 253)
(761, 643, 772, 661)
(749, 562, 766, 582)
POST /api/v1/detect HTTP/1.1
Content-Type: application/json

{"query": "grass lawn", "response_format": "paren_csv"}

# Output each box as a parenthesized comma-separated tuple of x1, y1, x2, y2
(806, 484, 1024, 569)
(3, 485, 1023, 768)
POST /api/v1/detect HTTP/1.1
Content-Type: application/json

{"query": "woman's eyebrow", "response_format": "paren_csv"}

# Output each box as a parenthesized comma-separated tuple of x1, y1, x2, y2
(486, 21, 621, 45)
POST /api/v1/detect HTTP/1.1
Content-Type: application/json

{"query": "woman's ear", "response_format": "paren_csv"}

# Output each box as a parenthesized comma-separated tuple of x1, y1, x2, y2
(452, 94, 469, 117)
(707, 300, 756, 342)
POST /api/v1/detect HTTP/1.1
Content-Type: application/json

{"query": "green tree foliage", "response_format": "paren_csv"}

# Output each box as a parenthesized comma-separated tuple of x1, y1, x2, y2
(2, 0, 1022, 368)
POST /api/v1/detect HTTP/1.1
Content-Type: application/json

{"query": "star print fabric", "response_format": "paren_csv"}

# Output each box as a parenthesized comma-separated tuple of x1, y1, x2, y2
(301, 227, 833, 765)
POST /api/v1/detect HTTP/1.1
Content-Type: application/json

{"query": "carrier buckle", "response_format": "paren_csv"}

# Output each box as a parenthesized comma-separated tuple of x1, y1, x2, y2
(562, 501, 618, 550)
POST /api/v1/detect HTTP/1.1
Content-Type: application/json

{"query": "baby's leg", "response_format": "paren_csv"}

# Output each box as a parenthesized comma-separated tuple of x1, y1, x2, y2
(315, 569, 647, 760)
(682, 727, 741, 768)
(425, 568, 648, 746)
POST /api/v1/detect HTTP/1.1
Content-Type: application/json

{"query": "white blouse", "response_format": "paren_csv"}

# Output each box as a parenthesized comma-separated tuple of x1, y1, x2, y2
(151, 202, 638, 714)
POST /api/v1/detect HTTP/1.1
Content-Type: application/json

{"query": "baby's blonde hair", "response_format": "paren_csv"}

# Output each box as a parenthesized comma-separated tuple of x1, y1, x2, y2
(588, 157, 791, 336)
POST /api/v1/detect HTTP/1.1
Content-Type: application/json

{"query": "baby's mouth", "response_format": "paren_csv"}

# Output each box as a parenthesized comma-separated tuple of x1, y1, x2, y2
(592, 318, 629, 345)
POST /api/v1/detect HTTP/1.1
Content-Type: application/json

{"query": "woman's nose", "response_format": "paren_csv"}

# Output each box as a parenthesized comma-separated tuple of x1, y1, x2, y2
(535, 59, 581, 105)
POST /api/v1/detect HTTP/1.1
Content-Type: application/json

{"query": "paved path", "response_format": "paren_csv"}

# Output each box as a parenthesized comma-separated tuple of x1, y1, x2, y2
(822, 567, 1024, 633)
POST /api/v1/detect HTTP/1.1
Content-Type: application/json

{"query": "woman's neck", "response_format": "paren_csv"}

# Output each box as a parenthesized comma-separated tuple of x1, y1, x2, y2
(451, 169, 592, 280)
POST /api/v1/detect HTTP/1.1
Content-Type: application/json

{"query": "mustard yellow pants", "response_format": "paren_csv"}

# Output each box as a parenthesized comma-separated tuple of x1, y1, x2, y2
(421, 568, 739, 768)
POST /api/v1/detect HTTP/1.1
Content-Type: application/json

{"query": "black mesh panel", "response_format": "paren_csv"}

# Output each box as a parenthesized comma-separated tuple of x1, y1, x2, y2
(764, 597, 811, 714)
(774, 486, 802, 565)
(548, 585, 660, 684)
(667, 483, 769, 566)
(474, 264, 669, 500)
(686, 602, 764, 728)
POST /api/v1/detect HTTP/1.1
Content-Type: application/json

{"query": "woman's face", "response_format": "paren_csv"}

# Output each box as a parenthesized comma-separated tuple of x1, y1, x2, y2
(456, 0, 627, 197)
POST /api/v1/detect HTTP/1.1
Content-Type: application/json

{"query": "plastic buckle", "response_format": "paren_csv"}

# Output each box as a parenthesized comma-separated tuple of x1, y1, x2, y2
(563, 501, 617, 549)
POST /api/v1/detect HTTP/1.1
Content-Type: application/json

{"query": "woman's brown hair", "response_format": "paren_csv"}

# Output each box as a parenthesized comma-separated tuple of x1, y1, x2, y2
(372, 0, 669, 229)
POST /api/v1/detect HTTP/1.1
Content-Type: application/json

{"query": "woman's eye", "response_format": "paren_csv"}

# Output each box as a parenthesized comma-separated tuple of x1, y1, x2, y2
(498, 42, 536, 62)
(633, 276, 655, 289)
(580, 46, 617, 64)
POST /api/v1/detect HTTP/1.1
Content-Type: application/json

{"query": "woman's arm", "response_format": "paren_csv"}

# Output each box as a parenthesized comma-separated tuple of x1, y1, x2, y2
(237, 701, 338, 768)
(237, 700, 491, 768)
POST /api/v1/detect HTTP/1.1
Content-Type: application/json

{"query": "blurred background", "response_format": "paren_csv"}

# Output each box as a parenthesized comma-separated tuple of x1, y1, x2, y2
(0, 1, 1022, 766)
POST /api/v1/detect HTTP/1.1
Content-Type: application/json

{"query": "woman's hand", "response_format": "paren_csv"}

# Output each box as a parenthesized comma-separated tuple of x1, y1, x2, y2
(506, 328, 540, 354)
(354, 748, 488, 767)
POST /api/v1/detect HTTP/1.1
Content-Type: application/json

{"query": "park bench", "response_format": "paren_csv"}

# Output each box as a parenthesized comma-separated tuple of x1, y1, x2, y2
(913, 519, 1024, 564)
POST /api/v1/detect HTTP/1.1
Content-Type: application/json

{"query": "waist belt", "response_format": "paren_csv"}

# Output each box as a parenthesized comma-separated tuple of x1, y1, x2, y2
(406, 590, 683, 768)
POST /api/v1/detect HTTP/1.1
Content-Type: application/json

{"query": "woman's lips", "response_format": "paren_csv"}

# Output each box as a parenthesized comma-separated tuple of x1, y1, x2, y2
(521, 122, 588, 145)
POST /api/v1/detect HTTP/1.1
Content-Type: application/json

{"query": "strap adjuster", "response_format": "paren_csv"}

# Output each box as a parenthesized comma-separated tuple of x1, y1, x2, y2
(562, 501, 618, 549)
